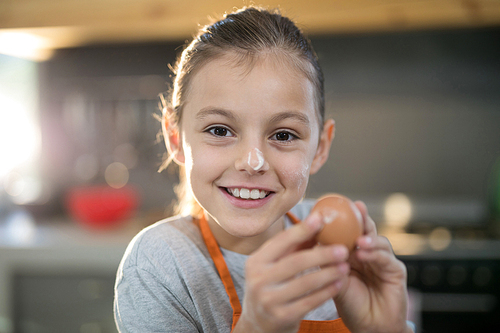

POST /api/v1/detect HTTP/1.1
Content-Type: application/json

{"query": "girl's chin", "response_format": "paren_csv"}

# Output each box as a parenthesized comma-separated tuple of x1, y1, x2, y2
(221, 218, 267, 235)
(218, 215, 285, 238)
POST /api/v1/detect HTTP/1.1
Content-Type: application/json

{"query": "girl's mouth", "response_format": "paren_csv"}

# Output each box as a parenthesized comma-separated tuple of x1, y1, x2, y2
(225, 187, 270, 200)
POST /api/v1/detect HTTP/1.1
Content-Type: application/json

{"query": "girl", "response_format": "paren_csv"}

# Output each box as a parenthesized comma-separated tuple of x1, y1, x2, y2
(114, 6, 413, 333)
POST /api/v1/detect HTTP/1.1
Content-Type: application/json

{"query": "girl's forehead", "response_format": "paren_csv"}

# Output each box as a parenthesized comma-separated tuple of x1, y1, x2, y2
(183, 51, 320, 125)
(221, 50, 310, 80)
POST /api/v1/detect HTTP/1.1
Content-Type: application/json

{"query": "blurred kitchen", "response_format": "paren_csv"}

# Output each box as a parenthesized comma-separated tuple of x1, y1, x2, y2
(1, 0, 499, 332)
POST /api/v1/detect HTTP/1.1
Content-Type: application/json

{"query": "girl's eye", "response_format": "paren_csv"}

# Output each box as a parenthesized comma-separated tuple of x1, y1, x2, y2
(208, 126, 233, 137)
(272, 131, 297, 142)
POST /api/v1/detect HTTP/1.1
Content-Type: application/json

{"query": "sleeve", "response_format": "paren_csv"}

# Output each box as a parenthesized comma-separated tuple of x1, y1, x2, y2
(114, 264, 199, 333)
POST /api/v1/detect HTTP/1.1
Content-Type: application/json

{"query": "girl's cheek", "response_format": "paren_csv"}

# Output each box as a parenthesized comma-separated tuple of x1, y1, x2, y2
(188, 145, 228, 177)
(272, 153, 311, 190)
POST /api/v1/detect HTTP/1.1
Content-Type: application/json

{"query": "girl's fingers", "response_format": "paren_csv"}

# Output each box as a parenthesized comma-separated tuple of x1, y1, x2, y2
(355, 236, 406, 277)
(254, 212, 323, 263)
(354, 200, 377, 237)
(269, 244, 349, 284)
(248, 274, 347, 329)
(357, 235, 393, 252)
(282, 278, 347, 319)
(356, 244, 394, 268)
(265, 264, 350, 305)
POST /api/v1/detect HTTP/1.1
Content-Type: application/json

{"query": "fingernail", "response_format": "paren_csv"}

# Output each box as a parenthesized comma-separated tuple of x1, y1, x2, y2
(305, 212, 322, 230)
(339, 263, 349, 274)
(333, 246, 348, 258)
(334, 280, 344, 290)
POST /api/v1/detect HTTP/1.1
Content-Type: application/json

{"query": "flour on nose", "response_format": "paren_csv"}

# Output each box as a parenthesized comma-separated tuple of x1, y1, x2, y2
(247, 148, 265, 171)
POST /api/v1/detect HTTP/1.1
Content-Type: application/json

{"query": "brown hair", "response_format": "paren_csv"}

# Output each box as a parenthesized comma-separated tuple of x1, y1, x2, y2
(160, 6, 325, 217)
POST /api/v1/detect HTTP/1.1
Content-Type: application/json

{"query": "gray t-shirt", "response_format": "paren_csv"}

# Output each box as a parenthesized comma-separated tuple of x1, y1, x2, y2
(114, 200, 339, 332)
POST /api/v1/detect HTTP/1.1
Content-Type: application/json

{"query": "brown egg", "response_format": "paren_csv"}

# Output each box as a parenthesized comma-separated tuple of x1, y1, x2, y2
(313, 194, 363, 252)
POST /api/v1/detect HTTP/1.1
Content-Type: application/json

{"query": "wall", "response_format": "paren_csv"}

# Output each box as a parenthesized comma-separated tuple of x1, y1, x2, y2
(37, 27, 500, 225)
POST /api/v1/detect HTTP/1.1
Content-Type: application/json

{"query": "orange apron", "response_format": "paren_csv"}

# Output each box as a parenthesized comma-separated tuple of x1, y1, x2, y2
(198, 213, 351, 333)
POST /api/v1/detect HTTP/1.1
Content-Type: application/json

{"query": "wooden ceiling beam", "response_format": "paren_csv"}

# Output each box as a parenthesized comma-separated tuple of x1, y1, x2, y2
(0, 0, 499, 59)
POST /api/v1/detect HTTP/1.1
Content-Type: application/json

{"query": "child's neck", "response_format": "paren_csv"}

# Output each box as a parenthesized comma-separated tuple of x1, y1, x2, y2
(206, 216, 285, 255)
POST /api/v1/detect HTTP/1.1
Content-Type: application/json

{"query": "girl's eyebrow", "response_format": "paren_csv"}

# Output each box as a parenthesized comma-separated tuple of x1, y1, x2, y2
(195, 108, 310, 126)
(269, 111, 310, 126)
(196, 107, 238, 122)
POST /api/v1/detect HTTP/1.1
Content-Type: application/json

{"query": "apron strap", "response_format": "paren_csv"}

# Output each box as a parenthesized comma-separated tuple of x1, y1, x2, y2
(198, 215, 242, 315)
(286, 211, 301, 225)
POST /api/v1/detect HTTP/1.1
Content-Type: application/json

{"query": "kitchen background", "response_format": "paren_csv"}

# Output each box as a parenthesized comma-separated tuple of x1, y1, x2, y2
(1, 1, 500, 332)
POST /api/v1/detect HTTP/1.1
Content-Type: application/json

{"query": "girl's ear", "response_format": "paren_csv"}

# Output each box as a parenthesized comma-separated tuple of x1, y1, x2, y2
(310, 119, 335, 175)
(162, 108, 185, 165)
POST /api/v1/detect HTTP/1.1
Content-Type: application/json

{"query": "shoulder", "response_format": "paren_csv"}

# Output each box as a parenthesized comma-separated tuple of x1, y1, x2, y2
(115, 216, 234, 331)
(115, 216, 214, 331)
(118, 215, 208, 274)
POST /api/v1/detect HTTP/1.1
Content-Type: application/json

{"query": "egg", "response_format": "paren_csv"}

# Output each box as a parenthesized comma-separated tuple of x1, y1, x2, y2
(313, 194, 363, 252)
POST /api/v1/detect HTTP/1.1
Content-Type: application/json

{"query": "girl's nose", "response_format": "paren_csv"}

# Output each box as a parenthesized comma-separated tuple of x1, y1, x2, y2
(235, 147, 269, 175)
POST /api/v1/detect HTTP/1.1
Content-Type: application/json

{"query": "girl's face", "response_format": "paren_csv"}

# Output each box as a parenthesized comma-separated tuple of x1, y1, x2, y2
(170, 53, 333, 253)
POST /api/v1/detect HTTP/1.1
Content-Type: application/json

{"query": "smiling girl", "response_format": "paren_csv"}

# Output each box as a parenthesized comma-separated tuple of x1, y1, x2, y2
(114, 7, 413, 333)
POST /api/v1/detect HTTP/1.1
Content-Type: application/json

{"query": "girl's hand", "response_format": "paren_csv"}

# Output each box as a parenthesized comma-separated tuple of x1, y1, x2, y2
(233, 213, 350, 333)
(334, 201, 413, 333)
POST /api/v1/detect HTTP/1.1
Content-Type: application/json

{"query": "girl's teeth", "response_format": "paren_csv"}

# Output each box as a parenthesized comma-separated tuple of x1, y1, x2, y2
(228, 188, 268, 200)
(240, 188, 250, 199)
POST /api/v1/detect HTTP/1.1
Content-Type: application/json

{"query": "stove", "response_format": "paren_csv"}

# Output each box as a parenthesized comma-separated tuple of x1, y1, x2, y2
(390, 233, 500, 332)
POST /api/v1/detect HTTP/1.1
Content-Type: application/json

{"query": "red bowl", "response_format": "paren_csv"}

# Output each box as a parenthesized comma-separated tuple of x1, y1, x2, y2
(65, 185, 140, 229)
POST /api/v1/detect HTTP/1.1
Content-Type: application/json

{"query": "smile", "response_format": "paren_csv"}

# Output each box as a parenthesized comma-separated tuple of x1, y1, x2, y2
(225, 187, 270, 200)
